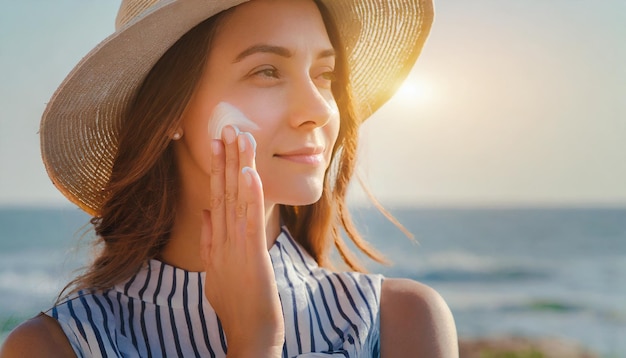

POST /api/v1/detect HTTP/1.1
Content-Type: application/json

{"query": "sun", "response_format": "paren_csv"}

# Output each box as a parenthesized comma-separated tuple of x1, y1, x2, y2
(393, 79, 435, 105)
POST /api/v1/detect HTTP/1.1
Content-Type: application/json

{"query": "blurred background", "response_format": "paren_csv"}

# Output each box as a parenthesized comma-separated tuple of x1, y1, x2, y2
(1, 0, 625, 356)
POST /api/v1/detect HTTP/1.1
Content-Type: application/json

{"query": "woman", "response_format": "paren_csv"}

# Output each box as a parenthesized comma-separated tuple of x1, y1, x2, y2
(1, 0, 457, 357)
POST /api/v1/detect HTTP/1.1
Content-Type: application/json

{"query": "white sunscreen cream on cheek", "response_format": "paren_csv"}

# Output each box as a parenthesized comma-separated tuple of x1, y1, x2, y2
(208, 102, 260, 139)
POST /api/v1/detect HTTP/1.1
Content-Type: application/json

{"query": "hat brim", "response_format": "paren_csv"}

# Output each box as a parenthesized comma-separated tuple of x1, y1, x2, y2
(40, 0, 433, 215)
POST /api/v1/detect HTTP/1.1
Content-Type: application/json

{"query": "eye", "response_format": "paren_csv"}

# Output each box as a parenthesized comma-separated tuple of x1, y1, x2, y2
(320, 71, 336, 82)
(315, 69, 336, 89)
(250, 66, 279, 79)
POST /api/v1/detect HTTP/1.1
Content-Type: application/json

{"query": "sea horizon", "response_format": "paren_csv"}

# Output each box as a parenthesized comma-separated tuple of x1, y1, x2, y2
(1, 205, 625, 356)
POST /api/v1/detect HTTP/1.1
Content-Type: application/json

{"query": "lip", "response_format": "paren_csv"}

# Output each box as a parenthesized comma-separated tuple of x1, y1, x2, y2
(275, 146, 325, 164)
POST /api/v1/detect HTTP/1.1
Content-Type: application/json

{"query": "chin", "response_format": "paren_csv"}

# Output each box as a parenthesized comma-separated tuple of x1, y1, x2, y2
(270, 184, 325, 207)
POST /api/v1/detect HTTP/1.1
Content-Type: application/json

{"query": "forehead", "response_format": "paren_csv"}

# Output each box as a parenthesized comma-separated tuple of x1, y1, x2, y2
(213, 0, 332, 53)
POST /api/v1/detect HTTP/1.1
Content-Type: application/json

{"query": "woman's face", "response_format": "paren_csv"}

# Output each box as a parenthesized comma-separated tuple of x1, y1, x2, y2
(176, 0, 340, 208)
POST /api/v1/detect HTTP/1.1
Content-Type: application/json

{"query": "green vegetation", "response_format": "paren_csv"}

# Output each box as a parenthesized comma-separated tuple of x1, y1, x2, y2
(1, 315, 22, 333)
(480, 349, 545, 358)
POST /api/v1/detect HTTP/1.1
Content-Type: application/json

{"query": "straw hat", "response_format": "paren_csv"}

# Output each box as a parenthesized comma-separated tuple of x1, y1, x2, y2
(41, 0, 434, 215)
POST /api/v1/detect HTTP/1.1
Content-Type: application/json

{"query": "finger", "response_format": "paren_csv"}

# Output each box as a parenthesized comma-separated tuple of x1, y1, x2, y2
(238, 132, 256, 171)
(222, 125, 240, 243)
(237, 132, 258, 246)
(240, 166, 265, 252)
(200, 209, 213, 265)
(209, 139, 227, 245)
(236, 132, 258, 247)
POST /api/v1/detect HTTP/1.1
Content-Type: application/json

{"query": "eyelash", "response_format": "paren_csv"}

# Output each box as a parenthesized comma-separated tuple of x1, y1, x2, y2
(320, 71, 336, 82)
(252, 67, 279, 79)
(248, 66, 337, 84)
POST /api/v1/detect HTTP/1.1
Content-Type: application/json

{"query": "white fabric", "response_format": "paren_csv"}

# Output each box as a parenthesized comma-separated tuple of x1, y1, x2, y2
(47, 227, 383, 358)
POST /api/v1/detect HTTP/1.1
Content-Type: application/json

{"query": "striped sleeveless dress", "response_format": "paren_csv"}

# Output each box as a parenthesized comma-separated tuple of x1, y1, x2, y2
(46, 227, 384, 357)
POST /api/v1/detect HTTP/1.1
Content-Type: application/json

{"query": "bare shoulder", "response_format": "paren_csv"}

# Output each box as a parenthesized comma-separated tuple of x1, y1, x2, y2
(380, 278, 458, 358)
(0, 313, 75, 358)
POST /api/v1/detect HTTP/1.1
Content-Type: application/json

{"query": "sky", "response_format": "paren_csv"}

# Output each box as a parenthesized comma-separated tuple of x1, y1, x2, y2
(0, 0, 625, 208)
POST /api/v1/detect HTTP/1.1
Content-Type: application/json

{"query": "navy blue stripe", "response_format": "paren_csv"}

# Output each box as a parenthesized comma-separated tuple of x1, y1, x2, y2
(338, 278, 369, 339)
(123, 271, 138, 296)
(324, 275, 361, 340)
(155, 306, 166, 356)
(277, 244, 302, 354)
(91, 295, 119, 357)
(333, 274, 365, 323)
(217, 315, 228, 353)
(102, 293, 121, 349)
(52, 306, 58, 319)
(138, 262, 152, 299)
(183, 271, 202, 358)
(116, 292, 125, 336)
(318, 277, 356, 340)
(167, 270, 184, 357)
(364, 275, 380, 306)
(153, 263, 167, 357)
(346, 273, 374, 324)
(197, 276, 216, 358)
(102, 292, 115, 312)
(281, 236, 346, 341)
(78, 295, 106, 356)
(140, 301, 152, 358)
(126, 296, 137, 348)
(137, 262, 152, 357)
(306, 294, 316, 351)
(153, 262, 166, 303)
(276, 241, 333, 351)
(67, 299, 89, 348)
(372, 334, 381, 357)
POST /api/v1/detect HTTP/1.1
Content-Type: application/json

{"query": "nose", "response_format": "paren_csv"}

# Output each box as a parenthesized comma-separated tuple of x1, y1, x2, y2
(287, 77, 336, 129)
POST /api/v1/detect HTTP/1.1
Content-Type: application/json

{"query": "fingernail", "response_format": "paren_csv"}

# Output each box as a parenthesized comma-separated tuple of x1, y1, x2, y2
(242, 166, 253, 186)
(243, 132, 257, 153)
(222, 126, 237, 144)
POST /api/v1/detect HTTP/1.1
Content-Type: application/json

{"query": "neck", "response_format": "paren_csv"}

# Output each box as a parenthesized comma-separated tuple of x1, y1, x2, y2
(160, 201, 281, 272)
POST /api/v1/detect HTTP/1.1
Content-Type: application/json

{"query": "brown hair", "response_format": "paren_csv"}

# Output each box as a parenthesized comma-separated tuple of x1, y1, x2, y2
(63, 2, 394, 297)
(280, 0, 388, 271)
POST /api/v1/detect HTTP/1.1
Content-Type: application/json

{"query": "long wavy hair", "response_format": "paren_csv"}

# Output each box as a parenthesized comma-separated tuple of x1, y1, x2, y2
(63, 1, 398, 297)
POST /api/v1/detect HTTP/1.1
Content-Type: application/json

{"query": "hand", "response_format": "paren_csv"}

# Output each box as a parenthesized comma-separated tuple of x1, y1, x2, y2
(200, 125, 284, 357)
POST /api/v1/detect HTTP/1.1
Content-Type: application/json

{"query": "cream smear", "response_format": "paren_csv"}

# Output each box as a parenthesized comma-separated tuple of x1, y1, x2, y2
(208, 102, 260, 139)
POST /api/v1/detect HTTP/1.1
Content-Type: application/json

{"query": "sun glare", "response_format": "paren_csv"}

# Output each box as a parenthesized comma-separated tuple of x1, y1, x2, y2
(393, 79, 435, 105)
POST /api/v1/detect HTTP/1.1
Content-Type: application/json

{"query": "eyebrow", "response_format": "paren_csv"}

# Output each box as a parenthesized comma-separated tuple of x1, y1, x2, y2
(232, 44, 335, 63)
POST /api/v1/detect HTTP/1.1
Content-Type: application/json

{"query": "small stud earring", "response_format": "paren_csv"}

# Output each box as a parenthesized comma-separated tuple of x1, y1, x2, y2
(172, 132, 182, 140)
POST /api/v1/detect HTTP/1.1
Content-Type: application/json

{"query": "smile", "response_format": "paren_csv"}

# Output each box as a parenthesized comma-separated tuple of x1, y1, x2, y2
(275, 147, 325, 165)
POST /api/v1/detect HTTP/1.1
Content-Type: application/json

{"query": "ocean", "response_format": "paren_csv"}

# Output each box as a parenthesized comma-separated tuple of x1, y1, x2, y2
(0, 206, 624, 356)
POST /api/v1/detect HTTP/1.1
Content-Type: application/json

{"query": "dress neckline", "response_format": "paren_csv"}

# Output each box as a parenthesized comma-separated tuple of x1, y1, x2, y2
(112, 226, 309, 308)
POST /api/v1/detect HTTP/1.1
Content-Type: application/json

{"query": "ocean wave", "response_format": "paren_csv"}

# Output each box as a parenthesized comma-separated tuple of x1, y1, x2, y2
(415, 267, 549, 283)
(386, 264, 550, 284)
(385, 250, 552, 284)
(0, 269, 65, 296)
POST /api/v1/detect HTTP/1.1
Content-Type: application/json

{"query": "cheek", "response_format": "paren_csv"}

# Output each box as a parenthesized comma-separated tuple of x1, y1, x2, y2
(179, 108, 215, 176)
(180, 127, 213, 178)
(328, 112, 341, 147)
(225, 91, 285, 129)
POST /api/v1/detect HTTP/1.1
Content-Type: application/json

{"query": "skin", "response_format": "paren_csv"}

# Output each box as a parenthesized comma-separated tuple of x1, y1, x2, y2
(0, 0, 458, 357)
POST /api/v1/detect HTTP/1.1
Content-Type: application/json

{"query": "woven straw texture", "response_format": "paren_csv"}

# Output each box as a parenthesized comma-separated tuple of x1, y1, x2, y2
(40, 0, 433, 215)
